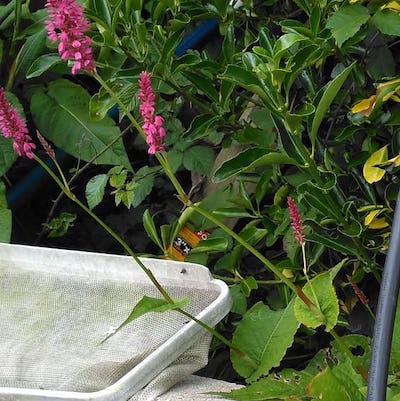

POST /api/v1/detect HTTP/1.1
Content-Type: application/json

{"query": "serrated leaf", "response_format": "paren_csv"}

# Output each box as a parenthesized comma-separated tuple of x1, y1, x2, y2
(371, 9, 400, 36)
(294, 271, 339, 332)
(213, 148, 298, 183)
(101, 296, 189, 343)
(86, 174, 108, 209)
(211, 368, 313, 400)
(44, 212, 76, 238)
(30, 79, 131, 169)
(326, 5, 370, 47)
(183, 145, 215, 175)
(231, 298, 299, 382)
(363, 145, 388, 184)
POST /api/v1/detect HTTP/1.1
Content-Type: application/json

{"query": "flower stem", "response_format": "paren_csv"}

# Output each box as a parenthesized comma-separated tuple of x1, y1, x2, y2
(189, 202, 298, 293)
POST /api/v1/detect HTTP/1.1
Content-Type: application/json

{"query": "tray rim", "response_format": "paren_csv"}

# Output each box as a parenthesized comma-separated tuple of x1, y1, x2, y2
(0, 243, 232, 401)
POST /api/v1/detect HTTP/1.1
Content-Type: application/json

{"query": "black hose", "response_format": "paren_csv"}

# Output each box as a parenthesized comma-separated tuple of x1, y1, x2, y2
(367, 191, 400, 401)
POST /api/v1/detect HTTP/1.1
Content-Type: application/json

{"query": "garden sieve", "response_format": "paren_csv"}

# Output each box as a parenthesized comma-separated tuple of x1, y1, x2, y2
(0, 243, 231, 401)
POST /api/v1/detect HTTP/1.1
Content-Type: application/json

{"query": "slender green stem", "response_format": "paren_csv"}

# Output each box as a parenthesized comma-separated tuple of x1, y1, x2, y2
(189, 202, 298, 293)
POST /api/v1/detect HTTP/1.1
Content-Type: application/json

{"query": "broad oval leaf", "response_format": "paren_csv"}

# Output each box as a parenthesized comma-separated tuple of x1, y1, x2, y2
(326, 5, 370, 47)
(294, 270, 339, 332)
(231, 299, 299, 382)
(371, 9, 400, 36)
(30, 79, 131, 169)
(85, 174, 108, 210)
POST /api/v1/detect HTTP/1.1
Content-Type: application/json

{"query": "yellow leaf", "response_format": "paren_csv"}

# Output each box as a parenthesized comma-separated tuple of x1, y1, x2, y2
(369, 218, 389, 229)
(350, 95, 376, 116)
(364, 209, 382, 226)
(385, 154, 400, 166)
(382, 1, 400, 11)
(364, 209, 389, 229)
(363, 145, 388, 183)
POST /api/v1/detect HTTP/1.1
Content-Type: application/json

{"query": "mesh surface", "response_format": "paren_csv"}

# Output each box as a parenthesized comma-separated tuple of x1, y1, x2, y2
(0, 264, 219, 393)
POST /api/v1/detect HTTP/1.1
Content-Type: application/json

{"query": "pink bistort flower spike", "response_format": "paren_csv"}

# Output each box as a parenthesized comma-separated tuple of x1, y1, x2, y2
(0, 88, 36, 159)
(138, 71, 166, 154)
(45, 0, 95, 75)
(287, 197, 306, 246)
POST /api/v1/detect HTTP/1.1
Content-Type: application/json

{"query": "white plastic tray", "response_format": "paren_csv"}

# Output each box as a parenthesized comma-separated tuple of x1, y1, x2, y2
(0, 243, 231, 401)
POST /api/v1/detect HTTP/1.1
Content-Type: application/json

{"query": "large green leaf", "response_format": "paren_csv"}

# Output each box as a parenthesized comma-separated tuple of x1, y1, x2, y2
(371, 9, 400, 36)
(231, 299, 299, 382)
(213, 148, 298, 183)
(30, 79, 131, 169)
(326, 5, 370, 47)
(310, 63, 354, 153)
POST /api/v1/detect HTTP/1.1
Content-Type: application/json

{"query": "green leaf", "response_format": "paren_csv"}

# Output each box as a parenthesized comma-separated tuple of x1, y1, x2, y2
(184, 114, 219, 140)
(101, 296, 190, 343)
(371, 9, 400, 36)
(183, 145, 215, 175)
(0, 182, 11, 243)
(390, 298, 400, 371)
(298, 183, 342, 222)
(221, 65, 272, 106)
(310, 63, 354, 153)
(91, 0, 112, 26)
(30, 79, 131, 169)
(306, 222, 359, 257)
(182, 71, 219, 103)
(326, 5, 370, 47)
(0, 208, 11, 243)
(231, 299, 299, 382)
(0, 137, 17, 176)
(213, 208, 254, 218)
(15, 30, 47, 80)
(26, 54, 61, 78)
(307, 366, 364, 401)
(130, 166, 156, 208)
(143, 209, 163, 250)
(86, 174, 108, 210)
(294, 270, 339, 332)
(189, 237, 229, 254)
(213, 148, 298, 183)
(44, 212, 76, 238)
(211, 368, 313, 400)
